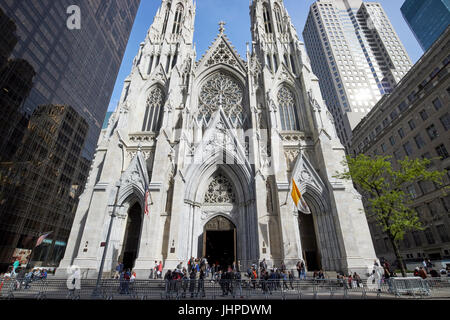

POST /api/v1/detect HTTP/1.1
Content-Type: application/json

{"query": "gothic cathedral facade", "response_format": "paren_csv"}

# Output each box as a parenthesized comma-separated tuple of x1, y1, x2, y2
(58, 0, 377, 278)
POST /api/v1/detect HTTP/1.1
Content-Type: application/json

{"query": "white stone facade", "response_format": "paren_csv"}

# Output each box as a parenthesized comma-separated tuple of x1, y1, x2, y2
(57, 0, 377, 279)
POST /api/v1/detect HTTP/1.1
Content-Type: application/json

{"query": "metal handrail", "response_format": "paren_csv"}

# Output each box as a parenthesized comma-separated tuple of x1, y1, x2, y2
(1, 276, 449, 300)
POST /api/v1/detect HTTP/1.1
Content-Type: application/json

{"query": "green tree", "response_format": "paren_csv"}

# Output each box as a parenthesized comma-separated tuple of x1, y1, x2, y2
(335, 154, 448, 277)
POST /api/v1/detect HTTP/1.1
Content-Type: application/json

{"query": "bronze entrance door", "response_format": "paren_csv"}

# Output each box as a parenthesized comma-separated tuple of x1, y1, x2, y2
(202, 216, 236, 271)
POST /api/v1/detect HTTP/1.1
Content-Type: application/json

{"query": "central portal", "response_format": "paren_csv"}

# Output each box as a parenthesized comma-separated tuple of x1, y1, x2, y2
(203, 216, 236, 271)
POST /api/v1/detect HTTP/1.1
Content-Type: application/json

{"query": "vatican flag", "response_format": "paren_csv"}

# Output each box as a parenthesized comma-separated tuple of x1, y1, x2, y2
(291, 178, 311, 214)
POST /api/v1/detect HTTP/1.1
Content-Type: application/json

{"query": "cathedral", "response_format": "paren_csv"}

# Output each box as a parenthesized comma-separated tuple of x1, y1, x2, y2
(57, 0, 377, 278)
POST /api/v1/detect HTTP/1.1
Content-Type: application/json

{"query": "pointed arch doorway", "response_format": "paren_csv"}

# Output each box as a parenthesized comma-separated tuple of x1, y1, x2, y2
(202, 216, 236, 271)
(119, 202, 143, 270)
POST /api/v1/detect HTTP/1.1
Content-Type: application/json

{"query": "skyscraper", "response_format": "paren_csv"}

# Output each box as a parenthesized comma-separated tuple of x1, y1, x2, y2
(0, 1, 140, 271)
(401, 0, 450, 52)
(303, 0, 412, 150)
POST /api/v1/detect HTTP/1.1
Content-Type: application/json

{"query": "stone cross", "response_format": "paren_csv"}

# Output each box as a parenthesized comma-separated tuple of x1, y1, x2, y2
(218, 21, 226, 34)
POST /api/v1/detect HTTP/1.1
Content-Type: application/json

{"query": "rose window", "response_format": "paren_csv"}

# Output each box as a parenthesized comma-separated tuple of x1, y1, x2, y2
(197, 72, 245, 127)
(204, 173, 236, 204)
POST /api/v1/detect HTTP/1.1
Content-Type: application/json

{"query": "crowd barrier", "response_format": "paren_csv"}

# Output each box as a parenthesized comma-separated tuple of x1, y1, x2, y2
(0, 277, 449, 300)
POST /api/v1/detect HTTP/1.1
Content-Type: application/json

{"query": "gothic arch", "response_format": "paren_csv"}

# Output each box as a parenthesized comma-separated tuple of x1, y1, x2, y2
(184, 153, 254, 206)
(274, 81, 307, 131)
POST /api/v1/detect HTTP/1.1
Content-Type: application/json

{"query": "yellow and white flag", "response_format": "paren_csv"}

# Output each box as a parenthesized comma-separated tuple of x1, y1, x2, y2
(291, 179, 311, 214)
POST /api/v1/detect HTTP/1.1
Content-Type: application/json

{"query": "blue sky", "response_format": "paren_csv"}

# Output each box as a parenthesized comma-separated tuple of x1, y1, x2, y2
(107, 0, 423, 112)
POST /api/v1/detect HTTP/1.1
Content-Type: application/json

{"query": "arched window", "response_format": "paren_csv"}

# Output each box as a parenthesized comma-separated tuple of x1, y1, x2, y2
(263, 4, 273, 34)
(172, 4, 183, 34)
(278, 85, 300, 131)
(142, 86, 165, 132)
(290, 54, 297, 74)
(197, 72, 245, 128)
(147, 55, 154, 74)
(274, 3, 283, 33)
(204, 173, 236, 204)
(161, 2, 171, 36)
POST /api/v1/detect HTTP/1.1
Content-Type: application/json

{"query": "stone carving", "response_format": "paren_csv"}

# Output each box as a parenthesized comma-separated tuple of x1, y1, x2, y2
(285, 149, 300, 171)
(204, 173, 236, 204)
(205, 41, 240, 69)
(197, 72, 245, 128)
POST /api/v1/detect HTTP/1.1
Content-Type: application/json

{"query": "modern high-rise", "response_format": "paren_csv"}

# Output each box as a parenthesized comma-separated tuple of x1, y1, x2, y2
(401, 0, 450, 52)
(351, 26, 450, 269)
(303, 0, 413, 150)
(0, 1, 140, 271)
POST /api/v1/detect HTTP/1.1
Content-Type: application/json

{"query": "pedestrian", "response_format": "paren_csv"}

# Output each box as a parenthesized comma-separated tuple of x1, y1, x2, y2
(211, 263, 216, 280)
(197, 269, 205, 298)
(288, 271, 294, 290)
(259, 259, 267, 272)
(429, 268, 439, 278)
(233, 271, 243, 298)
(164, 270, 173, 298)
(157, 261, 163, 279)
(181, 271, 189, 298)
(123, 269, 131, 294)
(152, 261, 158, 279)
(114, 262, 121, 279)
(12, 258, 20, 277)
(189, 269, 196, 298)
(354, 272, 362, 288)
(282, 271, 289, 290)
(418, 266, 427, 279)
(67, 266, 81, 299)
(297, 260, 306, 280)
(280, 261, 286, 273)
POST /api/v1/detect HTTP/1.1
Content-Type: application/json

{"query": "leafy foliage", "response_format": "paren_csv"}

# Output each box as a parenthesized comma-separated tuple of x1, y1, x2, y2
(335, 154, 447, 276)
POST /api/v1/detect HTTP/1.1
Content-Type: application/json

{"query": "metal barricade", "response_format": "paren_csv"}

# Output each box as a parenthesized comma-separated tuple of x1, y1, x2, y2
(1, 276, 449, 300)
(389, 277, 431, 297)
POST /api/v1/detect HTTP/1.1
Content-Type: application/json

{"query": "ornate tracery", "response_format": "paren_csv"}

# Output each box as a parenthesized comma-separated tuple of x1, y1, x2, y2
(204, 173, 236, 204)
(172, 4, 184, 34)
(197, 72, 245, 127)
(142, 86, 165, 132)
(278, 85, 300, 131)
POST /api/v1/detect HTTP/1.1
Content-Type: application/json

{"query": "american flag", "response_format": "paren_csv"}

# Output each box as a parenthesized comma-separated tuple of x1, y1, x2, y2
(35, 231, 53, 247)
(144, 183, 150, 216)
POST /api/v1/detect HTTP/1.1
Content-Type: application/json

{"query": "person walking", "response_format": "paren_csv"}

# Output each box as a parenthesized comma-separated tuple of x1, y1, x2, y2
(181, 271, 189, 298)
(157, 261, 163, 279)
(11, 258, 20, 277)
(280, 261, 286, 273)
(259, 259, 267, 272)
(189, 269, 196, 298)
(298, 260, 306, 280)
(233, 271, 243, 298)
(418, 266, 427, 279)
(114, 262, 121, 279)
(288, 271, 294, 290)
(164, 270, 173, 298)
(67, 267, 81, 299)
(197, 269, 205, 298)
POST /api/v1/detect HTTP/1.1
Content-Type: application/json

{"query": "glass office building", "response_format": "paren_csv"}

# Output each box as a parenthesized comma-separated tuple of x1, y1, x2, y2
(401, 0, 450, 52)
(303, 0, 412, 150)
(0, 1, 140, 271)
